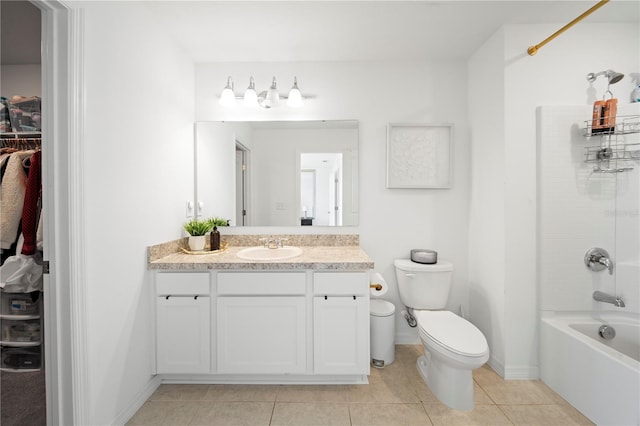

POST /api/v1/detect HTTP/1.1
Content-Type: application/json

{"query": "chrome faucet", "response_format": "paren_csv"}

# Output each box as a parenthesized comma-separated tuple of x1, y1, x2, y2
(584, 248, 614, 275)
(259, 237, 288, 249)
(593, 291, 625, 307)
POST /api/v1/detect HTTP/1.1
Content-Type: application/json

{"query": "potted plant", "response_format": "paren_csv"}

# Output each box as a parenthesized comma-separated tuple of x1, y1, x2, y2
(183, 218, 213, 251)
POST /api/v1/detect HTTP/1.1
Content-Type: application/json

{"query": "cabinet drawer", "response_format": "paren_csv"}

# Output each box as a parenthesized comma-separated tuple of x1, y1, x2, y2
(156, 272, 210, 296)
(313, 272, 368, 296)
(217, 272, 306, 295)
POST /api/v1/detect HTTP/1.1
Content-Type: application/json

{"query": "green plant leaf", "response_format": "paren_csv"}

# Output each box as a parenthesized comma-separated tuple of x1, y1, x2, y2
(209, 216, 230, 227)
(183, 218, 213, 236)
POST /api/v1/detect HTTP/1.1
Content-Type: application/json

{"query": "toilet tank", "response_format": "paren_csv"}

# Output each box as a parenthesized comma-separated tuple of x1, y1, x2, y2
(393, 259, 453, 309)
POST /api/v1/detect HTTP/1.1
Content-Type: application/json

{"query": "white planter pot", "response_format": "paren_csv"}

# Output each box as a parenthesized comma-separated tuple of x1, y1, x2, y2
(188, 235, 206, 251)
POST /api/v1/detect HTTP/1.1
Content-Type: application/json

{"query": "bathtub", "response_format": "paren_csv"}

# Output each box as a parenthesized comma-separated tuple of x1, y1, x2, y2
(540, 312, 640, 426)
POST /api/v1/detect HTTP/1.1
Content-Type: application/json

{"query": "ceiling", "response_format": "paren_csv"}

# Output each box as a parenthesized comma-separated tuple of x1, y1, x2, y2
(145, 0, 640, 62)
(2, 1, 639, 65)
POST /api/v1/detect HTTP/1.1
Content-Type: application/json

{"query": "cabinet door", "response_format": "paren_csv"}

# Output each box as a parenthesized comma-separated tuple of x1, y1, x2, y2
(314, 296, 369, 374)
(217, 297, 306, 374)
(156, 296, 210, 374)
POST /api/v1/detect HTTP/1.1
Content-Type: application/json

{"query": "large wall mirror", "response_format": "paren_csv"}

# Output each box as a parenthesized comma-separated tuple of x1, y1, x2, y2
(195, 120, 359, 227)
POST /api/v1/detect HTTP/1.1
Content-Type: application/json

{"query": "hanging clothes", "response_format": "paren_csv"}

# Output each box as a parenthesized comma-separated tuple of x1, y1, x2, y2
(0, 150, 35, 249)
(21, 150, 41, 255)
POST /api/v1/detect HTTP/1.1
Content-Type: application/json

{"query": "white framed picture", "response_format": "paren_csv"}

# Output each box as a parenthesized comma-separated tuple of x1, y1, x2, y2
(386, 123, 453, 189)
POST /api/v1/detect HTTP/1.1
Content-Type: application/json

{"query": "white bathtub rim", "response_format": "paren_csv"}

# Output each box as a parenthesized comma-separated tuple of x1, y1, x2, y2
(541, 310, 639, 371)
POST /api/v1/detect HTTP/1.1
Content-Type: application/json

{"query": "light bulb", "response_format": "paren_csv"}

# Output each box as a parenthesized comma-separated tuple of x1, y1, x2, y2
(243, 77, 258, 107)
(219, 76, 236, 107)
(263, 76, 280, 108)
(287, 77, 303, 108)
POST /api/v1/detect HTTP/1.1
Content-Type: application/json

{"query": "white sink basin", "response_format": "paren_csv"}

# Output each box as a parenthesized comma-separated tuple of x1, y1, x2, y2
(236, 246, 303, 261)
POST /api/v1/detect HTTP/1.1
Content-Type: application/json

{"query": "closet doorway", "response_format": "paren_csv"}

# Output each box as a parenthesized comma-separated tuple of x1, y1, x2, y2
(1, 1, 74, 424)
(1, 2, 46, 425)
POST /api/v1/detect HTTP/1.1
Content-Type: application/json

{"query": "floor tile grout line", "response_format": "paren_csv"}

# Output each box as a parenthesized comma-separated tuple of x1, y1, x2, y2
(494, 403, 518, 426)
(268, 400, 276, 426)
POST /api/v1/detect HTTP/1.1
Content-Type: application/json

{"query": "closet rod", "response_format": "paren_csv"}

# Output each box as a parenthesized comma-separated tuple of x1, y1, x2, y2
(1, 138, 41, 150)
(1, 132, 42, 139)
(527, 0, 609, 56)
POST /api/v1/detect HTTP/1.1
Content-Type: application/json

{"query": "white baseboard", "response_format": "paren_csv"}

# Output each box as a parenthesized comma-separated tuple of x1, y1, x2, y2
(487, 356, 504, 378)
(503, 365, 540, 380)
(394, 331, 420, 345)
(487, 356, 539, 380)
(113, 376, 161, 426)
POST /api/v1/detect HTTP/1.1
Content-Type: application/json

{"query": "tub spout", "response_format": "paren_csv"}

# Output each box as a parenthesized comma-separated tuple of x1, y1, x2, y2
(593, 291, 625, 307)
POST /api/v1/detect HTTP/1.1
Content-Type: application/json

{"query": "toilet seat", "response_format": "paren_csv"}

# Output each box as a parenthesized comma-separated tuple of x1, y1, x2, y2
(415, 310, 488, 357)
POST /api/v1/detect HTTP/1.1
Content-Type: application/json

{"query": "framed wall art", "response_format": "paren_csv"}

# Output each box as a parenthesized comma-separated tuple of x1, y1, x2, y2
(385, 123, 453, 189)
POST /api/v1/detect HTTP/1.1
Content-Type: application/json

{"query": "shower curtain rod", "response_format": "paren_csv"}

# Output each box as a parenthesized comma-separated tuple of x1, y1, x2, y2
(527, 0, 609, 56)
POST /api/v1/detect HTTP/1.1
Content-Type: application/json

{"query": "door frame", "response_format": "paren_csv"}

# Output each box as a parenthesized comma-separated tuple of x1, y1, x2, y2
(36, 1, 88, 424)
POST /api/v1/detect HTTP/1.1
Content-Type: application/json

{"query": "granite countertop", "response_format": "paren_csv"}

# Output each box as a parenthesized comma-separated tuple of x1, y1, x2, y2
(147, 234, 374, 271)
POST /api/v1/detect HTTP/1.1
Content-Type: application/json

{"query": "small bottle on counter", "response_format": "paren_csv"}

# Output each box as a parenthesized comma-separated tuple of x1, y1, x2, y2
(210, 226, 220, 251)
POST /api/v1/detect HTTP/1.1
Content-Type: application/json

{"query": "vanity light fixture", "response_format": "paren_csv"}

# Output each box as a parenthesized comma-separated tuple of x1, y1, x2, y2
(219, 76, 236, 107)
(263, 77, 281, 108)
(287, 77, 303, 108)
(219, 76, 308, 109)
(243, 77, 259, 108)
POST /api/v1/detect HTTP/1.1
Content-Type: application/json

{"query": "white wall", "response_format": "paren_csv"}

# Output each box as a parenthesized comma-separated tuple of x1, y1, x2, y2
(195, 61, 471, 343)
(469, 22, 639, 379)
(77, 2, 195, 424)
(468, 28, 507, 374)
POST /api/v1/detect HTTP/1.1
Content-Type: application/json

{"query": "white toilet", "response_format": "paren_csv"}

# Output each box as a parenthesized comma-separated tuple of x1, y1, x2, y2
(394, 258, 489, 411)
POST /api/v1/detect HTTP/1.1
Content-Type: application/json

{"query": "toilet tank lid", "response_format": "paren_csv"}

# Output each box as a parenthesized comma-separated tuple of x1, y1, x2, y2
(394, 258, 453, 272)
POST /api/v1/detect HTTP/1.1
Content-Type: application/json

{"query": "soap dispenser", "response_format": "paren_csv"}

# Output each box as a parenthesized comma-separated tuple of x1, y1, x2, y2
(210, 226, 220, 251)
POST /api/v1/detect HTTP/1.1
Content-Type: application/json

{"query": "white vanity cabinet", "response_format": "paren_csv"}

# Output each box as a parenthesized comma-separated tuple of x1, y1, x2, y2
(313, 272, 370, 374)
(152, 267, 371, 382)
(155, 273, 210, 374)
(216, 272, 306, 374)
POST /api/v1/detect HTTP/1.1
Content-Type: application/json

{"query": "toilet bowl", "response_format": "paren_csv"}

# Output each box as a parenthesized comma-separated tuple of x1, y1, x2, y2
(414, 310, 489, 410)
(393, 258, 489, 411)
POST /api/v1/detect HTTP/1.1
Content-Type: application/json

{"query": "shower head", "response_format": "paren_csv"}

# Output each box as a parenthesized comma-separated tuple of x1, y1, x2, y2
(586, 69, 625, 84)
(608, 71, 624, 84)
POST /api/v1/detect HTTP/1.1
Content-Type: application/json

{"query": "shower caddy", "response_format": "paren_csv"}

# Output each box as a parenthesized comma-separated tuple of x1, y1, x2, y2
(583, 114, 640, 173)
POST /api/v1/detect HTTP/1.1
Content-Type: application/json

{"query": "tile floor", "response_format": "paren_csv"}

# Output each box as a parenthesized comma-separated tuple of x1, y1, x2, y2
(127, 345, 594, 425)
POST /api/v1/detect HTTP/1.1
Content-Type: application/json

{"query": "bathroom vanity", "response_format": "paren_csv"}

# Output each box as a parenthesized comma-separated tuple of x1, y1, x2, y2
(147, 235, 374, 384)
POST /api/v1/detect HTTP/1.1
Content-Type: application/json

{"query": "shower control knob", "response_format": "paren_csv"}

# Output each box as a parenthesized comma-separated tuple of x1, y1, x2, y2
(584, 248, 614, 275)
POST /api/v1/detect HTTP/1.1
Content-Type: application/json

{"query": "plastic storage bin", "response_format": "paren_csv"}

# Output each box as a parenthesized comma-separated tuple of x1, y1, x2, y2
(370, 299, 395, 368)
(2, 319, 41, 342)
(1, 347, 41, 370)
